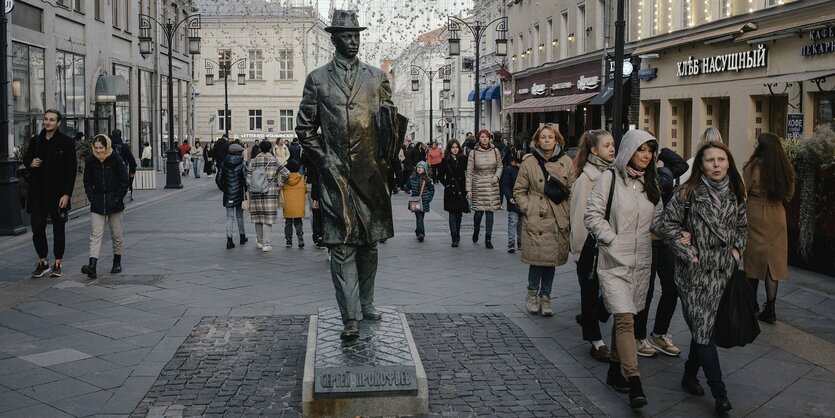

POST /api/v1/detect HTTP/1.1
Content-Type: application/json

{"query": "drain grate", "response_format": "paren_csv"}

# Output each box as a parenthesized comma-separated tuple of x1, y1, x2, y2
(95, 274, 167, 286)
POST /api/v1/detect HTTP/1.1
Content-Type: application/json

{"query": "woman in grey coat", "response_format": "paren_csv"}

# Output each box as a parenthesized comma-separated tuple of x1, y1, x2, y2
(657, 140, 747, 414)
(584, 129, 662, 409)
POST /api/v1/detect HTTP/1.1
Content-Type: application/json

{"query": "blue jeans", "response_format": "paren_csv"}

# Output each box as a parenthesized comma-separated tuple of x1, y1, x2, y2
(685, 330, 726, 398)
(448, 212, 463, 236)
(528, 266, 556, 296)
(507, 211, 522, 246)
(192, 158, 203, 177)
(473, 210, 494, 235)
(225, 206, 245, 237)
(414, 212, 425, 236)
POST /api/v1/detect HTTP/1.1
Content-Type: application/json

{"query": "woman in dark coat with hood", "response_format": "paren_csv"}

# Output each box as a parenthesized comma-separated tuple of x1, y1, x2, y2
(80, 134, 130, 279)
(221, 143, 248, 249)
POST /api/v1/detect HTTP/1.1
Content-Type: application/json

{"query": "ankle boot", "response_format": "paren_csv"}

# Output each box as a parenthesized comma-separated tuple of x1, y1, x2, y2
(539, 295, 553, 316)
(298, 236, 305, 248)
(485, 234, 493, 249)
(240, 234, 248, 245)
(226, 237, 235, 249)
(628, 376, 648, 408)
(606, 361, 629, 393)
(451, 233, 459, 248)
(81, 257, 98, 279)
(758, 300, 776, 324)
(715, 396, 733, 413)
(526, 289, 540, 314)
(472, 226, 480, 243)
(110, 255, 122, 274)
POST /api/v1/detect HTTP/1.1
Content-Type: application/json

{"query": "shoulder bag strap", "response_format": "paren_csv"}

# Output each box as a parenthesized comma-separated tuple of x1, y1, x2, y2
(682, 191, 693, 231)
(604, 168, 616, 221)
(418, 179, 426, 198)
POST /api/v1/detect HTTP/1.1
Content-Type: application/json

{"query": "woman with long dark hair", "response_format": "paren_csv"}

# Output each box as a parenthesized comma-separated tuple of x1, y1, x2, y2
(743, 132, 795, 323)
(658, 140, 747, 413)
(584, 129, 662, 408)
(440, 139, 469, 247)
(570, 129, 616, 361)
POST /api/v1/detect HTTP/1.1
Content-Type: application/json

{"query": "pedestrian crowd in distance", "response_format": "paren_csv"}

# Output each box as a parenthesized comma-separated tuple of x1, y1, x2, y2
(21, 108, 796, 414)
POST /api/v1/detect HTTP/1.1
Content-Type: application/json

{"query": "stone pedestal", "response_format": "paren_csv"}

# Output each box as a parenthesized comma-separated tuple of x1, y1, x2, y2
(302, 306, 429, 417)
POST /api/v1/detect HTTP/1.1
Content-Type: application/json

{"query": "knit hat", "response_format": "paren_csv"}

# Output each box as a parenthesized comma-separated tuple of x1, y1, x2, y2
(416, 161, 430, 172)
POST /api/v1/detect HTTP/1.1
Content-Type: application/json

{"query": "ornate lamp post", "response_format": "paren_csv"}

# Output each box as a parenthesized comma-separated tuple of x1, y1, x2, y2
(138, 13, 201, 189)
(410, 65, 440, 143)
(447, 15, 508, 135)
(204, 57, 247, 136)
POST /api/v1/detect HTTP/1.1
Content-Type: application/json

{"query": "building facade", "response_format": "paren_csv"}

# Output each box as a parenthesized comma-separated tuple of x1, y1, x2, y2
(192, 0, 330, 145)
(633, 0, 833, 161)
(9, 0, 195, 168)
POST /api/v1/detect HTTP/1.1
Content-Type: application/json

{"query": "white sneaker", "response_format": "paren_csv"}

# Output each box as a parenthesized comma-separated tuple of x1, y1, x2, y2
(256, 242, 263, 249)
(261, 244, 272, 252)
(636, 339, 658, 357)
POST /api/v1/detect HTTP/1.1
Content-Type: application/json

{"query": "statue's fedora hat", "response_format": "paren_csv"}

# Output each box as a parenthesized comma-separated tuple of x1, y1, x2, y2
(325, 9, 367, 33)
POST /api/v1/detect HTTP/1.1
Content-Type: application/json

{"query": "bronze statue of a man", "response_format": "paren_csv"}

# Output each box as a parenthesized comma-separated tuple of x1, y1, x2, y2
(295, 10, 404, 340)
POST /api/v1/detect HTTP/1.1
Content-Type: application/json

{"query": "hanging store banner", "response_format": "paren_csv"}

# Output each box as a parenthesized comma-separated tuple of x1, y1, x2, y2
(676, 45, 768, 77)
(787, 113, 803, 139)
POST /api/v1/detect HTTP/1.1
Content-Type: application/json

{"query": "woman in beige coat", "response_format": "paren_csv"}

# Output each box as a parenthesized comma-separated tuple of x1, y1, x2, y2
(513, 124, 575, 316)
(743, 132, 795, 324)
(569, 129, 616, 361)
(584, 129, 662, 409)
(466, 129, 503, 249)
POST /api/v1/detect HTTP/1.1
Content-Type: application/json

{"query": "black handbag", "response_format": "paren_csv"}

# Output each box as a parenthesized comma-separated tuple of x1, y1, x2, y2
(715, 268, 761, 348)
(535, 153, 570, 205)
(583, 168, 616, 322)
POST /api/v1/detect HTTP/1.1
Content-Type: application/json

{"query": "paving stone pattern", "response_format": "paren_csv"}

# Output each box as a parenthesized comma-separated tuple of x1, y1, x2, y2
(407, 313, 603, 417)
(131, 316, 308, 417)
(316, 306, 414, 368)
(131, 314, 602, 417)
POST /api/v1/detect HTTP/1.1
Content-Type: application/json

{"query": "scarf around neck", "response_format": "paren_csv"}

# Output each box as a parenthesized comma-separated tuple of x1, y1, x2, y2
(625, 166, 645, 178)
(587, 153, 612, 170)
(93, 136, 113, 163)
(701, 174, 730, 214)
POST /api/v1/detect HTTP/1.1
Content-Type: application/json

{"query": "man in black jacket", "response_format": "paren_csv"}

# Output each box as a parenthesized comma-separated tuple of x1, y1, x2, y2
(22, 109, 77, 278)
(212, 134, 230, 170)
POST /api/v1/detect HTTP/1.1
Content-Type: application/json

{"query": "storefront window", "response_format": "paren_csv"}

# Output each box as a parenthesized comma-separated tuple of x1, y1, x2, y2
(56, 50, 86, 136)
(816, 94, 834, 130)
(114, 64, 132, 144)
(139, 70, 153, 155)
(11, 43, 45, 149)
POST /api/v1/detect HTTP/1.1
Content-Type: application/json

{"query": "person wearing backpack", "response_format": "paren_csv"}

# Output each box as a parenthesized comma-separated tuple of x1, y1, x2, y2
(282, 159, 307, 248)
(248, 141, 290, 252)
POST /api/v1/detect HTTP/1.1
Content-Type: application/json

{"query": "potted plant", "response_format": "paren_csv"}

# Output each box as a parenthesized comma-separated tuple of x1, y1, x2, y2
(783, 124, 835, 276)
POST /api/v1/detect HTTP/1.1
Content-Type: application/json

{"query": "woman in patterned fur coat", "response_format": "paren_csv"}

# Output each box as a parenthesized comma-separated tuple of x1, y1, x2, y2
(657, 140, 747, 414)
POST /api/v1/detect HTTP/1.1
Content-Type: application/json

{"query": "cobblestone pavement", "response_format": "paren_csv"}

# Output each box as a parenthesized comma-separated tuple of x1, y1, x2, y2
(407, 313, 602, 417)
(0, 174, 833, 417)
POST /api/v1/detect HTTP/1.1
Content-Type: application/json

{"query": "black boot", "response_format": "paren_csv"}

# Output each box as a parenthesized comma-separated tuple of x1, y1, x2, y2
(81, 257, 98, 279)
(715, 396, 733, 413)
(628, 376, 648, 408)
(472, 225, 480, 243)
(485, 234, 493, 249)
(240, 234, 248, 245)
(451, 232, 459, 248)
(606, 361, 629, 393)
(682, 359, 705, 396)
(226, 237, 235, 249)
(758, 300, 776, 324)
(110, 255, 122, 274)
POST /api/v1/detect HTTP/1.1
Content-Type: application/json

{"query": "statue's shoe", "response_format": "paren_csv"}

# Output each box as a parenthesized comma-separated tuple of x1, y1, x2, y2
(340, 321, 359, 340)
(362, 306, 383, 320)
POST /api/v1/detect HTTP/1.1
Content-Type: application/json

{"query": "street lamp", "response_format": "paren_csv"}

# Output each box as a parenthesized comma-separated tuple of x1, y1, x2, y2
(204, 57, 247, 136)
(0, 5, 27, 235)
(411, 65, 441, 143)
(139, 13, 201, 190)
(446, 15, 508, 134)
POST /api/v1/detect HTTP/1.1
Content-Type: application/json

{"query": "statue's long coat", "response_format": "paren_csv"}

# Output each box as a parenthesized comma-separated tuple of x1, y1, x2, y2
(295, 59, 394, 246)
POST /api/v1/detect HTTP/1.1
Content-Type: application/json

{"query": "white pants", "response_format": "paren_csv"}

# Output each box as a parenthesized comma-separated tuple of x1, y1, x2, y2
(255, 223, 272, 245)
(89, 212, 124, 259)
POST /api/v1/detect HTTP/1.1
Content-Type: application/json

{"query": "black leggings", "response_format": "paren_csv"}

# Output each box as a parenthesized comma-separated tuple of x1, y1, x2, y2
(473, 211, 494, 235)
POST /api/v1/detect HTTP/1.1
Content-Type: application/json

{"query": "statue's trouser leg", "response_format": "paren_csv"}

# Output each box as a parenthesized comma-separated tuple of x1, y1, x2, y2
(357, 243, 378, 310)
(330, 244, 360, 323)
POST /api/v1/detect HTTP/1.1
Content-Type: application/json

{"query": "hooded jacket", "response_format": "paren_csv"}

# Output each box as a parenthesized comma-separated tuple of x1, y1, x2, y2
(282, 171, 307, 218)
(84, 138, 130, 215)
(222, 153, 247, 208)
(583, 130, 663, 314)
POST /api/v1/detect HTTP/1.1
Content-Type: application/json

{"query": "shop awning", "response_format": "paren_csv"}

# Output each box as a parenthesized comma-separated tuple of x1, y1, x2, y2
(503, 92, 598, 113)
(480, 85, 501, 100)
(467, 90, 476, 101)
(589, 78, 630, 106)
(94, 75, 129, 103)
(744, 70, 835, 85)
